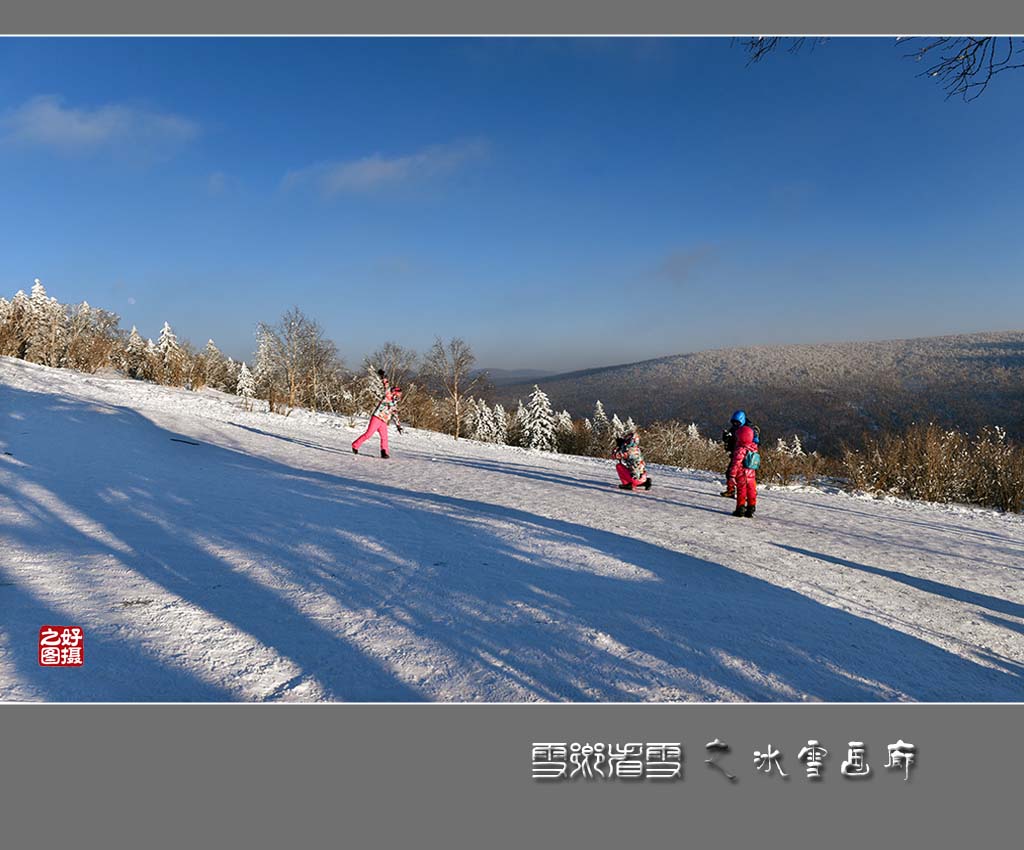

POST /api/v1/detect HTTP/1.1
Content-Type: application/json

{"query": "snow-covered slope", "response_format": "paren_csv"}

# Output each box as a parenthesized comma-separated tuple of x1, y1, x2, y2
(2, 356, 1022, 702)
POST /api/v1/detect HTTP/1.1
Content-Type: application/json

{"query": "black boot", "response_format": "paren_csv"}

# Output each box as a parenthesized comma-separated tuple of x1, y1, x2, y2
(643, 477, 653, 490)
(744, 505, 756, 518)
(618, 483, 633, 490)
(732, 506, 745, 517)
(381, 450, 390, 459)
(352, 447, 358, 454)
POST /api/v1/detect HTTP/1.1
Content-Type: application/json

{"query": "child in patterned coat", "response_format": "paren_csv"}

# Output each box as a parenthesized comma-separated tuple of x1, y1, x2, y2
(612, 431, 653, 490)
(352, 371, 404, 458)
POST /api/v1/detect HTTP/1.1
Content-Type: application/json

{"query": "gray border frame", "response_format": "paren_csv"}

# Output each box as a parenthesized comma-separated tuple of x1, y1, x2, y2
(2, 0, 1023, 843)
(0, 0, 1021, 35)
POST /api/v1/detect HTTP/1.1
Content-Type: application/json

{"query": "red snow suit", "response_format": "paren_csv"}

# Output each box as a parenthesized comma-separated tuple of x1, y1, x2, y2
(727, 424, 758, 507)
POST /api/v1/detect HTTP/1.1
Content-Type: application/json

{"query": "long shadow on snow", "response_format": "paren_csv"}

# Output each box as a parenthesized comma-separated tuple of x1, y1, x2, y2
(1, 384, 423, 701)
(773, 544, 1024, 621)
(2, 382, 1020, 701)
(0, 563, 232, 701)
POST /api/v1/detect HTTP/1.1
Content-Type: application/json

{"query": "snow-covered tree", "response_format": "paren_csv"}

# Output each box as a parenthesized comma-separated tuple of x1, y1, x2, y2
(523, 385, 557, 452)
(611, 414, 626, 439)
(624, 416, 637, 434)
(492, 403, 509, 445)
(687, 422, 701, 440)
(508, 400, 528, 447)
(157, 321, 184, 385)
(124, 327, 148, 379)
(556, 409, 574, 435)
(25, 280, 67, 367)
(253, 325, 279, 404)
(236, 361, 256, 410)
(470, 399, 495, 442)
(204, 339, 229, 390)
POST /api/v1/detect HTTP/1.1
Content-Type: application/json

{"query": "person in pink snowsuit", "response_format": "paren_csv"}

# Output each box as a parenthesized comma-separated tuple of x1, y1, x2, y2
(352, 374, 404, 458)
(611, 431, 652, 490)
(727, 424, 758, 517)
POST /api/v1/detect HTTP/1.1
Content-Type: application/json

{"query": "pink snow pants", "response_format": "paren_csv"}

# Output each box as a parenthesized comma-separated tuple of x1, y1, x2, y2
(735, 469, 757, 506)
(616, 462, 646, 487)
(353, 416, 389, 453)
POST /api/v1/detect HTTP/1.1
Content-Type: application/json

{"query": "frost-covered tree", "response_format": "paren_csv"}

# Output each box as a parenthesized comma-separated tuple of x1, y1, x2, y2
(556, 410, 574, 435)
(158, 321, 184, 386)
(253, 325, 280, 408)
(420, 337, 484, 439)
(470, 398, 494, 442)
(237, 361, 256, 411)
(204, 339, 229, 390)
(624, 416, 637, 434)
(492, 403, 509, 445)
(590, 401, 611, 454)
(611, 414, 626, 439)
(25, 280, 67, 367)
(508, 400, 528, 447)
(523, 385, 557, 452)
(144, 338, 160, 380)
(124, 327, 148, 379)
(0, 291, 30, 358)
(687, 422, 701, 440)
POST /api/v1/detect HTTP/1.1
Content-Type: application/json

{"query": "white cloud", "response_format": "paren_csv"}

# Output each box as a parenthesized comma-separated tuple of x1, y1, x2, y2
(283, 139, 488, 196)
(0, 95, 199, 155)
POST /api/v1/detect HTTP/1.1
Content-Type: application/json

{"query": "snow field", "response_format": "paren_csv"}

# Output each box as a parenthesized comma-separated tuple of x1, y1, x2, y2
(1, 356, 1022, 702)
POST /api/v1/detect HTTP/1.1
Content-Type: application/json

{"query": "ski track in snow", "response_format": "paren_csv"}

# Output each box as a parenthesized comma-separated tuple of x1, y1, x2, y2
(1, 357, 1022, 702)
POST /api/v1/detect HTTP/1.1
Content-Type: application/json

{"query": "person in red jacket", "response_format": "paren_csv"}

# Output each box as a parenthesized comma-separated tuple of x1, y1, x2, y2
(727, 423, 758, 517)
(352, 371, 404, 458)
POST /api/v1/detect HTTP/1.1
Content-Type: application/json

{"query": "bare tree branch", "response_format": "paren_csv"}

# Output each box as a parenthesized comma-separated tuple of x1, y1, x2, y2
(738, 36, 1024, 101)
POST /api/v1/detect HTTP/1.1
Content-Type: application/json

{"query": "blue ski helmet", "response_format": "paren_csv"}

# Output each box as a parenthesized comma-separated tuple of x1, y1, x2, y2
(731, 410, 746, 426)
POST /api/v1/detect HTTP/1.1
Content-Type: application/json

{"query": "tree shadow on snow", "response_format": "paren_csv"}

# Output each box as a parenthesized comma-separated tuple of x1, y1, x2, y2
(1, 381, 1021, 702)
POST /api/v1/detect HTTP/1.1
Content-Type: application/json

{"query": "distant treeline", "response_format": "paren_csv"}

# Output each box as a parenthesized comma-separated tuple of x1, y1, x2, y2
(493, 335, 1024, 454)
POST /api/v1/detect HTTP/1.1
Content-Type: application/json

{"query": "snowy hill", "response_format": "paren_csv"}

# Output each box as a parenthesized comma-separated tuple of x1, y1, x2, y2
(495, 331, 1024, 451)
(1, 355, 1022, 702)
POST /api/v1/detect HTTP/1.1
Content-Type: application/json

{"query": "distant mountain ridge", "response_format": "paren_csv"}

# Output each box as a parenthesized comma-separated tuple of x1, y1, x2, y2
(494, 331, 1024, 452)
(477, 368, 557, 387)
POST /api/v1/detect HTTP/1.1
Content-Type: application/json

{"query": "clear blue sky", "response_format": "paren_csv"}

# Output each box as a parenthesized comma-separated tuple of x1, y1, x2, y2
(1, 37, 1022, 371)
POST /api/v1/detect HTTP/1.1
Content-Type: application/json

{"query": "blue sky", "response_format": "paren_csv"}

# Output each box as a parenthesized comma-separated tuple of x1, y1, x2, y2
(1, 37, 1022, 371)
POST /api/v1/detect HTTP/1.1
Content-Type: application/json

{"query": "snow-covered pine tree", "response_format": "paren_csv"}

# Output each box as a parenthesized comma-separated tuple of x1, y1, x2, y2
(144, 338, 160, 381)
(205, 339, 228, 390)
(523, 385, 557, 452)
(25, 280, 48, 362)
(125, 327, 147, 379)
(492, 403, 509, 445)
(508, 400, 528, 447)
(470, 398, 493, 442)
(463, 397, 481, 441)
(687, 422, 701, 440)
(556, 410, 574, 434)
(25, 279, 67, 367)
(611, 414, 625, 439)
(253, 327, 278, 407)
(157, 321, 184, 386)
(237, 361, 256, 411)
(590, 401, 611, 454)
(624, 417, 636, 434)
